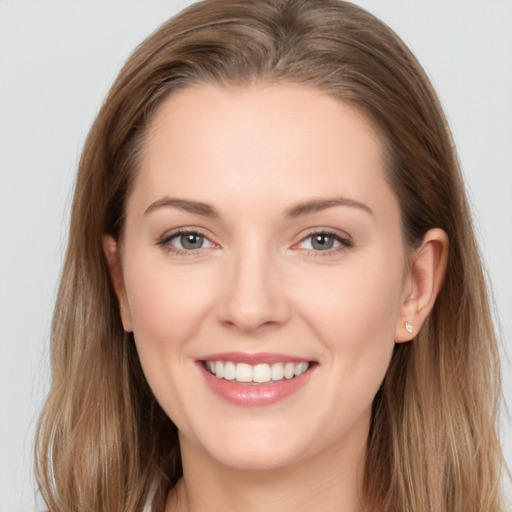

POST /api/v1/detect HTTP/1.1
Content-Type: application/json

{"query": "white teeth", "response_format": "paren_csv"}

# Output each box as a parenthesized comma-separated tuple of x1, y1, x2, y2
(284, 362, 295, 379)
(223, 361, 236, 380)
(271, 362, 284, 381)
(253, 364, 271, 383)
(206, 360, 310, 383)
(215, 361, 224, 379)
(236, 363, 252, 382)
(294, 362, 308, 376)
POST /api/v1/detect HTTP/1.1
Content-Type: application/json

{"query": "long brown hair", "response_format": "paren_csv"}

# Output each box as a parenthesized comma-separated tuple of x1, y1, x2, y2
(35, 1, 504, 510)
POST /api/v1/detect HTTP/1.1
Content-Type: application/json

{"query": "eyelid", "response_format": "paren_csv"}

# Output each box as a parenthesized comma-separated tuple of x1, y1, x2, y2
(293, 228, 353, 254)
(156, 226, 352, 257)
(157, 227, 218, 255)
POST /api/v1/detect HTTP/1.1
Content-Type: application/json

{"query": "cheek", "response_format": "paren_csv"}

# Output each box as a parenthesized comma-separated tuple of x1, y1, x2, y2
(121, 256, 218, 386)
(302, 259, 402, 336)
(125, 259, 209, 335)
(295, 250, 404, 380)
(121, 257, 220, 426)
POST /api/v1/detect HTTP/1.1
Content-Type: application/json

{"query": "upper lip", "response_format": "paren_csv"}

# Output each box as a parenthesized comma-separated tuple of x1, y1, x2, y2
(199, 352, 313, 365)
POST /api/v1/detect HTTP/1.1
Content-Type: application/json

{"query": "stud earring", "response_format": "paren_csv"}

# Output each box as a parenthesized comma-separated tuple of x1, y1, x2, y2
(405, 322, 413, 334)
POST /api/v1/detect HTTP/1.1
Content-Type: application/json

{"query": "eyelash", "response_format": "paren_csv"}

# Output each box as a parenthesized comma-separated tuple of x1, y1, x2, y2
(157, 228, 216, 257)
(157, 228, 353, 257)
(295, 229, 353, 257)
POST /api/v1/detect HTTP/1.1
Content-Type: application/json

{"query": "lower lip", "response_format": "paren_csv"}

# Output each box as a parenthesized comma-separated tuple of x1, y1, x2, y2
(199, 363, 314, 407)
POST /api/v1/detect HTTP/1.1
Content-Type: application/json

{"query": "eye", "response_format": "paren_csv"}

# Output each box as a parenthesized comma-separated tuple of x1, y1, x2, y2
(297, 231, 352, 252)
(158, 229, 216, 254)
(173, 232, 208, 250)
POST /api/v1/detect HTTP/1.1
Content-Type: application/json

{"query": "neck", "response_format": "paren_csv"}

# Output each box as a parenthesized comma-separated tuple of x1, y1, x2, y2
(166, 431, 368, 512)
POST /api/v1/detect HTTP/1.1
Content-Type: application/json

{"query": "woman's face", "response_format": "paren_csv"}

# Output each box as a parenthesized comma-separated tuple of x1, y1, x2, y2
(110, 84, 414, 471)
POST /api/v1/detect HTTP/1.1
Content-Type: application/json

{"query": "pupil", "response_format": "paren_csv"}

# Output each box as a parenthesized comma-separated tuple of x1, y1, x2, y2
(181, 233, 203, 249)
(312, 234, 334, 250)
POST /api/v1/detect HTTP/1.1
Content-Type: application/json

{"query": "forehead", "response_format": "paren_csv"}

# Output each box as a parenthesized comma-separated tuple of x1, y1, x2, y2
(129, 83, 398, 225)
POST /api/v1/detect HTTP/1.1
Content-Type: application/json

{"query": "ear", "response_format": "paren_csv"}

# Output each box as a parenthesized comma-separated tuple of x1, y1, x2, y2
(103, 235, 133, 332)
(395, 228, 449, 342)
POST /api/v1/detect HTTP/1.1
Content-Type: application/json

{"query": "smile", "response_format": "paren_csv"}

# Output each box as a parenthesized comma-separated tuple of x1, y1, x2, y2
(204, 360, 310, 383)
(198, 353, 316, 407)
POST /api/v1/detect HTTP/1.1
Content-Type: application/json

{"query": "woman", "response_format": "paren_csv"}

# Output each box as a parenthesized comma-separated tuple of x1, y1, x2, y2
(34, 0, 504, 511)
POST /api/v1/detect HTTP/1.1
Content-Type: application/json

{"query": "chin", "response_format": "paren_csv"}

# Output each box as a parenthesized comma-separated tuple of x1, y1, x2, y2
(210, 442, 306, 472)
(193, 420, 317, 472)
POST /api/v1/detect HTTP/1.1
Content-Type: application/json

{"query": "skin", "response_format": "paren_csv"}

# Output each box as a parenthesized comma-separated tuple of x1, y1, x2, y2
(104, 84, 448, 512)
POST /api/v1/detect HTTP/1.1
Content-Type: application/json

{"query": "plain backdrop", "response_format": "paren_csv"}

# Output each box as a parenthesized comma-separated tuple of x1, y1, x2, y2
(1, 1, 511, 510)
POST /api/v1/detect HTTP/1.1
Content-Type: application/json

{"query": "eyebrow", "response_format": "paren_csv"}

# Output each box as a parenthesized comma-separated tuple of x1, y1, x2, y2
(144, 195, 373, 219)
(284, 197, 374, 217)
(144, 197, 219, 217)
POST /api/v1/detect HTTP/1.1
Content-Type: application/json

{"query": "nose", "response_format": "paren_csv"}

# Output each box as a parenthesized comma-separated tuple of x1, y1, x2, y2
(216, 244, 291, 334)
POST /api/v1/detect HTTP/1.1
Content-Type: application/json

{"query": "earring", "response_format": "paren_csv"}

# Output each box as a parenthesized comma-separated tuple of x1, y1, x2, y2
(405, 322, 413, 334)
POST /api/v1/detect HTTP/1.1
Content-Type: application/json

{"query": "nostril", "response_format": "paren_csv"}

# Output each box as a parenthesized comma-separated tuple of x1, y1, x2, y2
(220, 317, 284, 334)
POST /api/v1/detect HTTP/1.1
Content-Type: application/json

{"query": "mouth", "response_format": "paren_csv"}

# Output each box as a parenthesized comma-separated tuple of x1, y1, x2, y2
(202, 360, 311, 383)
(197, 353, 316, 406)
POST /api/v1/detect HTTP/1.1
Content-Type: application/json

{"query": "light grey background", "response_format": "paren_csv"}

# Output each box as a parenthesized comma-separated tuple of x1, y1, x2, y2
(1, 1, 511, 511)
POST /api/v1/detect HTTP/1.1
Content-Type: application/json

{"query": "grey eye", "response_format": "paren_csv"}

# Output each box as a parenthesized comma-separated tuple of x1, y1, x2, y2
(310, 233, 336, 250)
(297, 232, 351, 253)
(176, 233, 205, 250)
